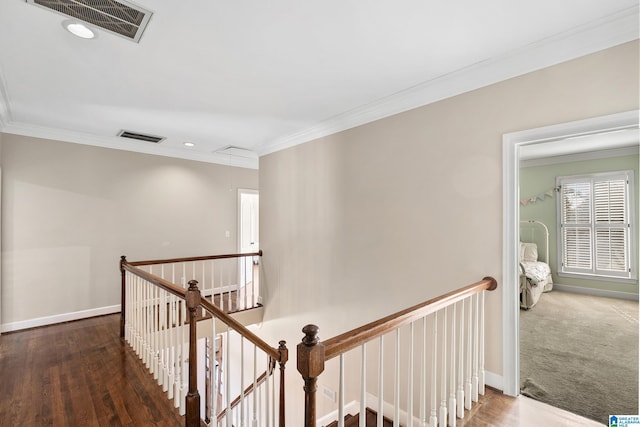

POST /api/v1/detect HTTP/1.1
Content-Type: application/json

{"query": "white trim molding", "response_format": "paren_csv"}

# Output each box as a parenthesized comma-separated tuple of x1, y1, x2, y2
(259, 6, 639, 156)
(484, 370, 504, 392)
(0, 304, 121, 333)
(552, 284, 639, 301)
(502, 110, 640, 397)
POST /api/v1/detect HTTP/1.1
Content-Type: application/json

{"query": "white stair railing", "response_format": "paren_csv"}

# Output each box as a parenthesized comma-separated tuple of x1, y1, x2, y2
(297, 277, 497, 427)
(128, 251, 262, 314)
(121, 253, 287, 427)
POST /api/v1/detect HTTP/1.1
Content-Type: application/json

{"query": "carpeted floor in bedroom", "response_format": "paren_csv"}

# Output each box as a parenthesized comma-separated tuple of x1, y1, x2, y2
(520, 290, 639, 424)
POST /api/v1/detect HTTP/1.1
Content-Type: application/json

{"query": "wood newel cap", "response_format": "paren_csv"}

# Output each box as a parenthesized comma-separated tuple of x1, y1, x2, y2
(297, 325, 325, 379)
(483, 276, 498, 291)
(301, 324, 319, 345)
(186, 280, 201, 309)
(278, 340, 289, 365)
(120, 255, 127, 270)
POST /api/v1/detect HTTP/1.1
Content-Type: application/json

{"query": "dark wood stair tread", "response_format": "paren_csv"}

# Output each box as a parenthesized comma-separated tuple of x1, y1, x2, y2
(325, 408, 394, 427)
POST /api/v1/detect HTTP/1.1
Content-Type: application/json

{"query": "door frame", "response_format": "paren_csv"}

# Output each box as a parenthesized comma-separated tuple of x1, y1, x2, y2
(501, 110, 638, 396)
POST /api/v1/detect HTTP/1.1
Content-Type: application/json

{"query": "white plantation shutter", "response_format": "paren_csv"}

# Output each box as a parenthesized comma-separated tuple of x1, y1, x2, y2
(561, 182, 592, 270)
(557, 171, 635, 280)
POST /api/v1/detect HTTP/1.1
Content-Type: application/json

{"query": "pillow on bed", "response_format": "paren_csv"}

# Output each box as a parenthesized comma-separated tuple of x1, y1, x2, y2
(519, 242, 538, 262)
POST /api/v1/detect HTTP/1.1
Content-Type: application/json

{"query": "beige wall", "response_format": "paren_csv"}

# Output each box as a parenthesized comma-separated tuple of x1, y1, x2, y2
(0, 134, 258, 326)
(259, 41, 639, 423)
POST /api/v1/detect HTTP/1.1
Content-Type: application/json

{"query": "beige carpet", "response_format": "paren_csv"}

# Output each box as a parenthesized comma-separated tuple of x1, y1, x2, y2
(520, 290, 639, 424)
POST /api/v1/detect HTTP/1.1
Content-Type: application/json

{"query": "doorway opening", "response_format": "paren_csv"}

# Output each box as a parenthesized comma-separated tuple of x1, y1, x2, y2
(501, 110, 639, 397)
(238, 189, 259, 293)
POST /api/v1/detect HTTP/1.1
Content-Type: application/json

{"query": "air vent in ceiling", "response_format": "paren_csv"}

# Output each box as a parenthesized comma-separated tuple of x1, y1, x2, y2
(215, 146, 258, 159)
(27, 0, 152, 42)
(118, 130, 165, 143)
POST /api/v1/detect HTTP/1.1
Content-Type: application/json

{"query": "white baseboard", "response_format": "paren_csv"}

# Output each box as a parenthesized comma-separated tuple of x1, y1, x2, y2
(1, 304, 121, 333)
(484, 370, 504, 392)
(553, 283, 639, 301)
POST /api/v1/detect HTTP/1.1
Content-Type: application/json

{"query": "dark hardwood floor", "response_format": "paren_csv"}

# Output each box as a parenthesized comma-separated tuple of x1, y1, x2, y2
(0, 314, 603, 427)
(0, 314, 184, 427)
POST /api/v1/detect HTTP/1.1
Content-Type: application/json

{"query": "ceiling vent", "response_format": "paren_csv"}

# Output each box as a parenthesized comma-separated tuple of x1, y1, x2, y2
(215, 146, 258, 159)
(27, 0, 152, 42)
(118, 130, 165, 143)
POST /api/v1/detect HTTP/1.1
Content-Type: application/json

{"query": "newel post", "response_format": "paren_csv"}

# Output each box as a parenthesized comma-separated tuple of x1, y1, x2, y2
(185, 280, 202, 427)
(119, 255, 127, 339)
(297, 325, 325, 427)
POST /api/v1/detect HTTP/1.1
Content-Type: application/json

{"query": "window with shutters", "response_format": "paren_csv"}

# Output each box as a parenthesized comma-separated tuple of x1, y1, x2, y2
(557, 171, 636, 281)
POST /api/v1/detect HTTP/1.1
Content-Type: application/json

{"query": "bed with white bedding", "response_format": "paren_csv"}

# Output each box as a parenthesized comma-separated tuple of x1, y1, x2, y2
(519, 221, 553, 309)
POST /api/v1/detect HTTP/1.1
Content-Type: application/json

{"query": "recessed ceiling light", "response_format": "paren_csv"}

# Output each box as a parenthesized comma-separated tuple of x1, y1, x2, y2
(184, 142, 196, 147)
(62, 20, 95, 39)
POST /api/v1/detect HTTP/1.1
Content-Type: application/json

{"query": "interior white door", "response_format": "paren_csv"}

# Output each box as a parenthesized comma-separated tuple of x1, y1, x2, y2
(238, 189, 259, 287)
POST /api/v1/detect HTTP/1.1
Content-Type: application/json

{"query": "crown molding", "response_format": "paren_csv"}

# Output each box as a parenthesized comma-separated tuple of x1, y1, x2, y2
(258, 5, 640, 156)
(1, 6, 638, 165)
(1, 121, 258, 169)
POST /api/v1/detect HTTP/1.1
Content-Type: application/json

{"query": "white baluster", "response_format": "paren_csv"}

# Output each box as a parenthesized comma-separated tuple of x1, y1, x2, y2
(473, 293, 479, 403)
(252, 345, 257, 427)
(479, 291, 486, 395)
(211, 260, 215, 300)
(182, 263, 186, 288)
(465, 296, 472, 410)
(408, 322, 414, 427)
(226, 328, 232, 427)
(339, 353, 345, 427)
(429, 313, 437, 427)
(378, 335, 384, 427)
(360, 344, 366, 427)
(395, 329, 400, 427)
(271, 354, 276, 427)
(227, 269, 232, 311)
(243, 257, 248, 310)
(153, 285, 159, 380)
(439, 309, 447, 427)
(240, 337, 245, 426)
(449, 303, 457, 427)
(457, 299, 464, 419)
(180, 300, 187, 415)
(212, 317, 217, 421)
(144, 280, 150, 368)
(420, 317, 427, 427)
(167, 294, 175, 400)
(265, 354, 271, 427)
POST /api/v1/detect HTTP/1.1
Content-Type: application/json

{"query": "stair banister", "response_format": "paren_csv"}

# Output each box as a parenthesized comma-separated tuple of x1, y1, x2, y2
(121, 251, 287, 427)
(297, 276, 498, 427)
(127, 250, 263, 266)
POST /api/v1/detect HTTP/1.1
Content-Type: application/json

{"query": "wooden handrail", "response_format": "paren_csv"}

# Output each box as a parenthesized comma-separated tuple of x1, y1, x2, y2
(129, 250, 262, 267)
(322, 276, 497, 360)
(200, 298, 284, 363)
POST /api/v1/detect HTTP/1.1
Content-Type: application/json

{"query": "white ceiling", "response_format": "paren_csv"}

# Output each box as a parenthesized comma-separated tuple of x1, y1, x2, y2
(0, 1, 638, 169)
